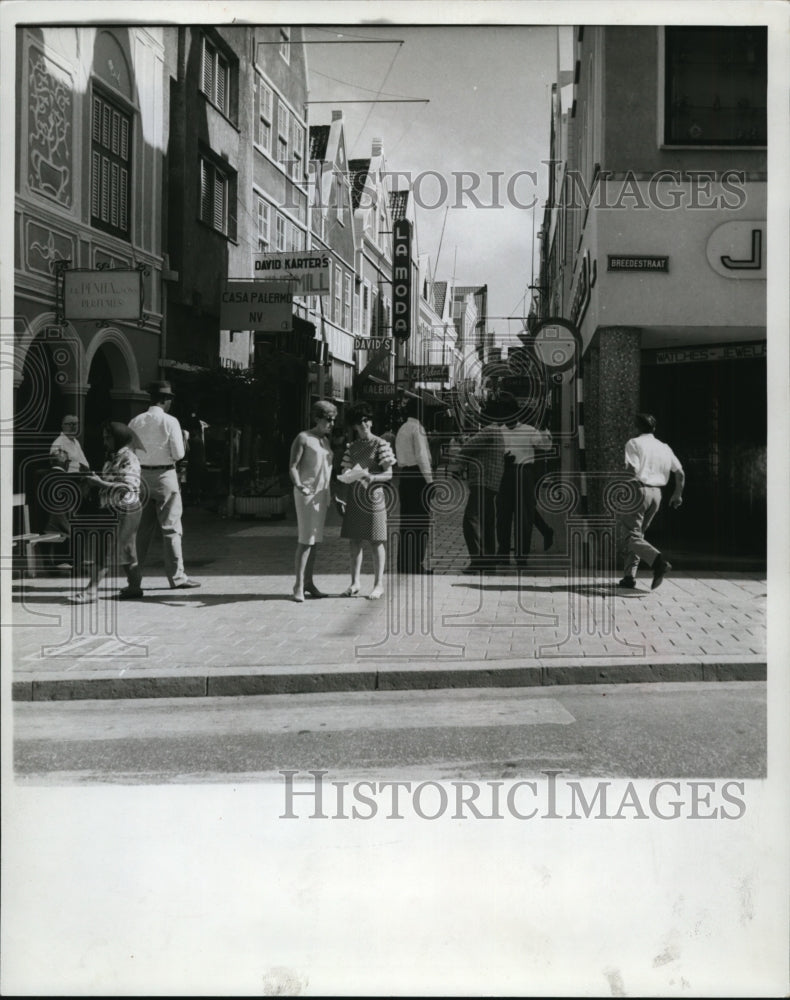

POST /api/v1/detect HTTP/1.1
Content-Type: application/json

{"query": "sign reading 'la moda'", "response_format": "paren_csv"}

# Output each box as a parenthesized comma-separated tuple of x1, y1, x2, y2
(220, 282, 292, 331)
(63, 269, 142, 320)
(252, 252, 330, 295)
(392, 218, 412, 339)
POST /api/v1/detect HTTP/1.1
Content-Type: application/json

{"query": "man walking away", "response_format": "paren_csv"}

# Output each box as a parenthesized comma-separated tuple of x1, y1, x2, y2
(126, 381, 200, 597)
(395, 396, 434, 574)
(497, 397, 555, 567)
(619, 412, 684, 591)
(459, 402, 506, 573)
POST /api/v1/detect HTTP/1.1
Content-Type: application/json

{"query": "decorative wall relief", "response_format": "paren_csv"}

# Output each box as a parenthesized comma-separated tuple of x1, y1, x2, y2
(28, 49, 73, 207)
(26, 221, 74, 275)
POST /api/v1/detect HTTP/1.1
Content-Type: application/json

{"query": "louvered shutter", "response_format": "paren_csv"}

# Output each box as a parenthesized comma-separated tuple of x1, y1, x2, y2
(213, 171, 226, 232)
(91, 151, 101, 216)
(216, 59, 226, 113)
(202, 40, 214, 98)
(200, 159, 212, 224)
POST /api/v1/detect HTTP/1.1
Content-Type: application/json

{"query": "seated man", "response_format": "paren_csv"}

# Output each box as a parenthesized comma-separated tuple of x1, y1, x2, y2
(44, 415, 90, 568)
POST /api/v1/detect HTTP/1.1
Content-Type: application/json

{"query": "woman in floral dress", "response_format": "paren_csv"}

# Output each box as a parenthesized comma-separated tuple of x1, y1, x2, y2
(71, 422, 142, 603)
(336, 403, 396, 600)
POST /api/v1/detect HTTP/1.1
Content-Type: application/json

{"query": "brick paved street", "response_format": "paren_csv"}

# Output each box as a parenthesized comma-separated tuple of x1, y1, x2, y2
(9, 477, 766, 700)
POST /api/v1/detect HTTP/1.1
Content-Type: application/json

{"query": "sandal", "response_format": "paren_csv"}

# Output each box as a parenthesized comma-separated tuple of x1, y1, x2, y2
(342, 585, 360, 597)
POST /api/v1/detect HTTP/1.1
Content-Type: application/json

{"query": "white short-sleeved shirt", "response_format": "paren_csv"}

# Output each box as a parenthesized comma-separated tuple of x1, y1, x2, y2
(129, 406, 185, 466)
(625, 433, 683, 487)
(50, 433, 88, 472)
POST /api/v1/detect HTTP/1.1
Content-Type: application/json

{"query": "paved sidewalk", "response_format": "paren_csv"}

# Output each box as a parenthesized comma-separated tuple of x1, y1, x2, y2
(8, 490, 767, 701)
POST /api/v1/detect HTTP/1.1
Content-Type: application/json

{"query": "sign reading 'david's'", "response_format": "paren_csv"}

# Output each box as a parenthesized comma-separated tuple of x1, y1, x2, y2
(252, 252, 331, 295)
(63, 269, 142, 320)
(392, 218, 412, 339)
(354, 337, 392, 352)
(221, 282, 293, 331)
(607, 255, 669, 272)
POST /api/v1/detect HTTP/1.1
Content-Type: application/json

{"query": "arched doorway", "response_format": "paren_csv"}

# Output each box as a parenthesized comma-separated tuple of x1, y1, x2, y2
(85, 348, 114, 468)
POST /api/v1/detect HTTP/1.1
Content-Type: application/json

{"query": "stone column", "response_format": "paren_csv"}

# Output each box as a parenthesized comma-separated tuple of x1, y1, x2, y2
(582, 327, 641, 557)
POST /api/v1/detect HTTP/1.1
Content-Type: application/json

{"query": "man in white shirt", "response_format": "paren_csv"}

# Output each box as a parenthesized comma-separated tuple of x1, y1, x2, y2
(619, 412, 685, 591)
(49, 414, 89, 472)
(394, 396, 433, 573)
(44, 415, 90, 560)
(496, 398, 555, 567)
(126, 381, 200, 597)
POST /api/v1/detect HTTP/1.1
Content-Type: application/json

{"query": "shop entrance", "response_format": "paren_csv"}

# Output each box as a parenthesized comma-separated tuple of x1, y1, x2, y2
(640, 352, 766, 563)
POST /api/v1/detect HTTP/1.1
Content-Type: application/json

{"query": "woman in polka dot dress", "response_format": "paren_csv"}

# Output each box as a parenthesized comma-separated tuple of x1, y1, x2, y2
(336, 403, 396, 600)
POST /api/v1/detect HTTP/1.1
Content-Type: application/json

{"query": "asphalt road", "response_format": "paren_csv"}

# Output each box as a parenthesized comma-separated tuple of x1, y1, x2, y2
(12, 681, 766, 784)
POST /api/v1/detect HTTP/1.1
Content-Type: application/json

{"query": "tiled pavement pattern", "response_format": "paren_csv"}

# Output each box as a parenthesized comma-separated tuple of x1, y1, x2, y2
(8, 475, 766, 700)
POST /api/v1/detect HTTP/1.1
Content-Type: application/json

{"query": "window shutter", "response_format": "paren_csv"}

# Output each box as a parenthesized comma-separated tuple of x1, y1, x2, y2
(119, 168, 128, 231)
(110, 162, 119, 227)
(92, 96, 102, 141)
(101, 157, 110, 221)
(120, 118, 129, 160)
(111, 111, 120, 154)
(102, 104, 111, 147)
(217, 60, 226, 113)
(200, 159, 211, 223)
(213, 170, 226, 232)
(91, 151, 101, 216)
(202, 40, 214, 97)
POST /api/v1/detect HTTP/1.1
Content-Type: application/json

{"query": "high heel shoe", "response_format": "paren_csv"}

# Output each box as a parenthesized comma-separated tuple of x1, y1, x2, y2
(341, 584, 360, 597)
(304, 583, 327, 598)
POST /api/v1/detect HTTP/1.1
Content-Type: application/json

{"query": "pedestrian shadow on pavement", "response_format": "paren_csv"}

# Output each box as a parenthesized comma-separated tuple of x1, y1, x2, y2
(451, 582, 649, 598)
(12, 591, 309, 606)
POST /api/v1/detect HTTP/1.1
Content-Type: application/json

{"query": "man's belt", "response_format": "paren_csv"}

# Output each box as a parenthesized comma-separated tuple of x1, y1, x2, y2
(141, 464, 175, 470)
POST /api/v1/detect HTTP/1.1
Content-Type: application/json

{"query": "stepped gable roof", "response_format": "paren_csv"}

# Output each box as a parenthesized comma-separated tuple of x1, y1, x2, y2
(348, 158, 371, 209)
(389, 190, 409, 221)
(309, 125, 330, 161)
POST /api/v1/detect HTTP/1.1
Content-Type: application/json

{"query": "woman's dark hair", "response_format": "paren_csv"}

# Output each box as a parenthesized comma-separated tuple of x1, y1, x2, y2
(347, 402, 373, 427)
(103, 420, 134, 452)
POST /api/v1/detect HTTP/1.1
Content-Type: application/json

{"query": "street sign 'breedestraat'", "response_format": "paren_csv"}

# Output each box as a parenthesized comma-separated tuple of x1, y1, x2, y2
(221, 281, 292, 331)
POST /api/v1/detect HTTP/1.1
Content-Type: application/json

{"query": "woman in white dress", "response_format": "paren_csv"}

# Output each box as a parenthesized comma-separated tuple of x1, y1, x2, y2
(288, 400, 338, 602)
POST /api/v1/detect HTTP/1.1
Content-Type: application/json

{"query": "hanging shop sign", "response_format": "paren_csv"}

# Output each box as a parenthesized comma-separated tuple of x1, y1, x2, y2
(360, 381, 399, 399)
(220, 281, 292, 331)
(252, 251, 331, 295)
(62, 266, 144, 321)
(705, 222, 765, 279)
(397, 364, 449, 383)
(607, 255, 669, 272)
(354, 337, 392, 352)
(392, 218, 412, 339)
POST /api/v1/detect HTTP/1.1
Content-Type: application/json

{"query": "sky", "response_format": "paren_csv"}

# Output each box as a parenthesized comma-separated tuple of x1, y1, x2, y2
(303, 23, 569, 344)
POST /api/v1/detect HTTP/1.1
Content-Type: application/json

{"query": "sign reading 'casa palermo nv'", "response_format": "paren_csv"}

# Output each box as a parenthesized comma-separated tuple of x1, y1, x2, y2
(220, 281, 293, 331)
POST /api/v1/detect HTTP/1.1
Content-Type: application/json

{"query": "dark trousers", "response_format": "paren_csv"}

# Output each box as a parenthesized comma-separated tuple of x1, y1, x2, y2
(496, 460, 551, 561)
(397, 466, 430, 571)
(463, 483, 497, 565)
